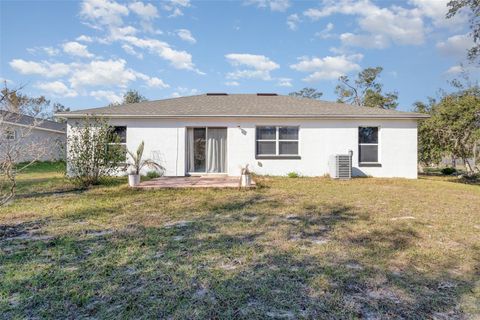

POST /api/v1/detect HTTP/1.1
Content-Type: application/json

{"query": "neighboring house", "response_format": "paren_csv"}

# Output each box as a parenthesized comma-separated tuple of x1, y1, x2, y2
(0, 110, 66, 162)
(57, 93, 428, 179)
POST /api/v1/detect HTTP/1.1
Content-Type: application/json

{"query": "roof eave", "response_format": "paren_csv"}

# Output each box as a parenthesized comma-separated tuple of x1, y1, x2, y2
(55, 113, 430, 120)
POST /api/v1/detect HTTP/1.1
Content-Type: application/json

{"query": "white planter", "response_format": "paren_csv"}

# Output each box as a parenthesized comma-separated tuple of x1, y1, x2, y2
(240, 174, 251, 187)
(128, 174, 140, 187)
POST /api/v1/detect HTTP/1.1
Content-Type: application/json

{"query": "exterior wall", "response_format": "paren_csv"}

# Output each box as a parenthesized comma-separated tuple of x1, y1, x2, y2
(0, 124, 65, 162)
(67, 117, 418, 178)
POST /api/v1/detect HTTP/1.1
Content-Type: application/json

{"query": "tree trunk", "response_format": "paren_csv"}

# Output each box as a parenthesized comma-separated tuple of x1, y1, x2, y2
(464, 158, 474, 175)
(473, 141, 479, 173)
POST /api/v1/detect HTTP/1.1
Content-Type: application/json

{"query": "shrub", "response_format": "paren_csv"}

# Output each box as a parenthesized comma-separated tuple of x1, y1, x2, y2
(146, 171, 161, 179)
(67, 117, 124, 188)
(287, 172, 300, 178)
(441, 167, 457, 175)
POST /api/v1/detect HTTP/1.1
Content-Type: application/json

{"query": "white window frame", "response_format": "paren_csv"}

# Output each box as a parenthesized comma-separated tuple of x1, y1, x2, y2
(358, 126, 380, 164)
(108, 126, 127, 163)
(256, 126, 300, 157)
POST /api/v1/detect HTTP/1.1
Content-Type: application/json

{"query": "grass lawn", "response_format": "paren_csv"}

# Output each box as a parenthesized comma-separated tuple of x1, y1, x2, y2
(1, 163, 479, 319)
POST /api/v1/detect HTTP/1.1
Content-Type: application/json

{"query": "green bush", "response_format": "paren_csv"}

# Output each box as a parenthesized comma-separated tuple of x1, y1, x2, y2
(441, 167, 457, 175)
(146, 171, 161, 179)
(287, 172, 300, 178)
(67, 117, 124, 188)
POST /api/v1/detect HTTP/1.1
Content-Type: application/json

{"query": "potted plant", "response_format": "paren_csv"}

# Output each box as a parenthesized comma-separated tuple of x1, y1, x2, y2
(125, 141, 164, 187)
(240, 164, 252, 187)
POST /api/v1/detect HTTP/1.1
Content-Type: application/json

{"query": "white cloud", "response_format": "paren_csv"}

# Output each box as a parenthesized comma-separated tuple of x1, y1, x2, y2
(277, 78, 292, 87)
(302, 0, 463, 49)
(436, 34, 473, 57)
(290, 54, 363, 81)
(225, 53, 279, 80)
(35, 81, 78, 97)
(9, 59, 70, 78)
(122, 35, 202, 73)
(145, 77, 169, 88)
(287, 14, 301, 31)
(128, 2, 158, 18)
(225, 81, 240, 86)
(135, 72, 169, 88)
(10, 56, 168, 95)
(80, 0, 129, 28)
(27, 46, 60, 56)
(129, 1, 159, 32)
(62, 41, 95, 58)
(76, 35, 94, 42)
(246, 0, 290, 12)
(171, 86, 199, 97)
(445, 65, 464, 75)
(339, 33, 389, 49)
(444, 64, 480, 76)
(176, 29, 196, 44)
(409, 0, 468, 29)
(122, 44, 143, 59)
(225, 53, 280, 71)
(163, 0, 190, 17)
(315, 23, 334, 39)
(108, 25, 138, 40)
(79, 0, 200, 73)
(69, 59, 137, 89)
(90, 90, 122, 103)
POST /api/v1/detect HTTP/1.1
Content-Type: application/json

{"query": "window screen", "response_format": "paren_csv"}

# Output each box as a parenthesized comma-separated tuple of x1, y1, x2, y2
(108, 126, 127, 162)
(256, 126, 299, 156)
(358, 127, 379, 163)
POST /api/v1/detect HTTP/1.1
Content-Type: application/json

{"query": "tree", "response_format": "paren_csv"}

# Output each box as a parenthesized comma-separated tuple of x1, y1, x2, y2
(51, 103, 70, 123)
(123, 89, 147, 104)
(447, 0, 480, 62)
(67, 117, 125, 187)
(414, 99, 444, 166)
(335, 67, 398, 109)
(288, 88, 323, 99)
(416, 85, 480, 174)
(0, 84, 51, 205)
(108, 89, 148, 107)
(1, 81, 50, 117)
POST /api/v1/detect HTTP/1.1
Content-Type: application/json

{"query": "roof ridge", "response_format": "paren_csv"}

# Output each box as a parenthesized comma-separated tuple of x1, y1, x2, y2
(55, 94, 427, 119)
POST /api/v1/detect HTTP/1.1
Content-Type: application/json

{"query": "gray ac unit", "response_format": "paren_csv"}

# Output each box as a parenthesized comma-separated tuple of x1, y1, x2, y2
(329, 154, 352, 179)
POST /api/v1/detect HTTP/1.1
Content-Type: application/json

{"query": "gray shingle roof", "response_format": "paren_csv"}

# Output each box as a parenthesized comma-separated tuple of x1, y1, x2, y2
(1, 110, 66, 132)
(56, 94, 428, 119)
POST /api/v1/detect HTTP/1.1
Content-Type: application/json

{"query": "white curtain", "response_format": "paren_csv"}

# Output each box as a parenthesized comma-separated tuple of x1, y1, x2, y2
(207, 128, 227, 173)
(186, 128, 195, 172)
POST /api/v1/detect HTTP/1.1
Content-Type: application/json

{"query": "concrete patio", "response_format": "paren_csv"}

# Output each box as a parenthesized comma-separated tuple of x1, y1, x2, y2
(135, 176, 255, 189)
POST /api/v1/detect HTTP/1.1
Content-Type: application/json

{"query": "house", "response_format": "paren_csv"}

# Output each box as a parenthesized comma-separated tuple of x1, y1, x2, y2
(0, 110, 66, 162)
(57, 93, 429, 179)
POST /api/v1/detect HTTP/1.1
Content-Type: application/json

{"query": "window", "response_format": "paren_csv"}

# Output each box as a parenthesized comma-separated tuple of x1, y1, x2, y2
(4, 128, 16, 140)
(256, 126, 299, 157)
(358, 127, 379, 163)
(108, 126, 127, 162)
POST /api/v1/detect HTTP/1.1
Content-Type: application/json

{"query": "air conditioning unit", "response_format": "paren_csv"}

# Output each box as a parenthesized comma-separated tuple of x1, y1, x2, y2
(329, 154, 352, 179)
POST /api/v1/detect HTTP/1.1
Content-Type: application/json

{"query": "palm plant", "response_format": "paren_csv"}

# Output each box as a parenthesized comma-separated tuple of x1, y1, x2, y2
(125, 140, 164, 176)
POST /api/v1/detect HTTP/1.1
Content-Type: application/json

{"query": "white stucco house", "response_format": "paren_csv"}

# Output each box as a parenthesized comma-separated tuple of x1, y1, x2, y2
(57, 93, 428, 179)
(1, 110, 66, 162)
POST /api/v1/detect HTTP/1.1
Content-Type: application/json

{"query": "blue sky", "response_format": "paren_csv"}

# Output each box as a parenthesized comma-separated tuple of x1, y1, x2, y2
(0, 0, 478, 112)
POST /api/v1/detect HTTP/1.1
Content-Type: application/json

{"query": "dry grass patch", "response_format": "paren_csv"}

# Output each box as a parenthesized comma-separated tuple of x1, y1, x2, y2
(0, 164, 479, 318)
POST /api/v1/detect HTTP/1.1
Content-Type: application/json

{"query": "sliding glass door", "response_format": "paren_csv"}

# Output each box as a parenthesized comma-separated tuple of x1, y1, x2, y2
(186, 127, 227, 173)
